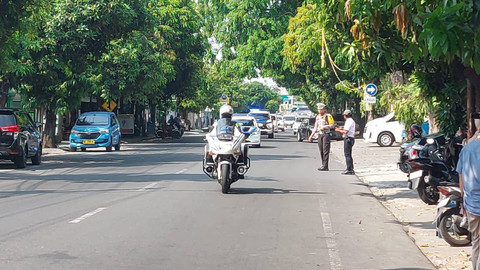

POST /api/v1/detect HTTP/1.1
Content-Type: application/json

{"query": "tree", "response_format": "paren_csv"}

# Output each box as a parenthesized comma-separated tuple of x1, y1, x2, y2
(14, 0, 152, 147)
(236, 82, 282, 112)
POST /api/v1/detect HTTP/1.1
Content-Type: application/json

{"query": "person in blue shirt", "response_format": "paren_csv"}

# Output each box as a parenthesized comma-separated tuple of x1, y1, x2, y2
(457, 138, 480, 270)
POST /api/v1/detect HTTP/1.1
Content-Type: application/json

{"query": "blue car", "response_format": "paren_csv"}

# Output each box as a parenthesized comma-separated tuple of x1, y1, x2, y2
(69, 112, 121, 152)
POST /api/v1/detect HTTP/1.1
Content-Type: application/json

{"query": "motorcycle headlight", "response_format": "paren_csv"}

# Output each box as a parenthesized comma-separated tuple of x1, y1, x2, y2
(99, 129, 110, 134)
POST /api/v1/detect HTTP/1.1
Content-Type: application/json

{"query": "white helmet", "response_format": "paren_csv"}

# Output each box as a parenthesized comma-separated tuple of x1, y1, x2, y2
(219, 104, 233, 118)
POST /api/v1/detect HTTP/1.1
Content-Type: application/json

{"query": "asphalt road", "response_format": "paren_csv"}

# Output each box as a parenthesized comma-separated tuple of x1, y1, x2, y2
(0, 132, 435, 270)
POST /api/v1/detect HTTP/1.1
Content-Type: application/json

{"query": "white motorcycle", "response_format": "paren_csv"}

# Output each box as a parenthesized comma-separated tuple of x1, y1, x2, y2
(203, 120, 250, 194)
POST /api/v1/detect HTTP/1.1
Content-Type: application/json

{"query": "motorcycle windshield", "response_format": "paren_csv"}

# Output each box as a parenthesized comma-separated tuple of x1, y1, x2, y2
(216, 118, 234, 141)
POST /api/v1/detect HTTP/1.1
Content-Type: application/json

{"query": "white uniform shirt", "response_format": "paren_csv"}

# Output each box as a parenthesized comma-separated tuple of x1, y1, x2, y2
(343, 118, 355, 138)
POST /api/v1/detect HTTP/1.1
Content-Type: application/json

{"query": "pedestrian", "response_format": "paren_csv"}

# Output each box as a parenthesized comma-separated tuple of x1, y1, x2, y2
(456, 137, 480, 270)
(335, 110, 356, 175)
(309, 103, 335, 171)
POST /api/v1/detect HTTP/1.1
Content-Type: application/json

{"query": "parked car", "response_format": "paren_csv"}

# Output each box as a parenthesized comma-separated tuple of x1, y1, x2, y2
(248, 110, 275, 138)
(283, 115, 296, 129)
(297, 117, 316, 142)
(363, 112, 405, 147)
(0, 109, 42, 168)
(232, 115, 261, 148)
(69, 112, 121, 152)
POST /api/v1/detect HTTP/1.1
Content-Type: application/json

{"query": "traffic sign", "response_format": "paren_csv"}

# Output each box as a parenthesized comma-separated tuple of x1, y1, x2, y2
(365, 83, 378, 96)
(102, 100, 117, 112)
(364, 96, 377, 104)
(219, 94, 229, 104)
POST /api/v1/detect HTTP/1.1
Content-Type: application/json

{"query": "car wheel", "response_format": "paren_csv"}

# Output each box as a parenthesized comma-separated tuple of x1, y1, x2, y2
(115, 143, 121, 151)
(81, 147, 87, 152)
(377, 132, 394, 147)
(69, 146, 77, 152)
(31, 146, 42, 165)
(106, 137, 113, 152)
(297, 132, 303, 142)
(15, 146, 27, 169)
(268, 133, 274, 138)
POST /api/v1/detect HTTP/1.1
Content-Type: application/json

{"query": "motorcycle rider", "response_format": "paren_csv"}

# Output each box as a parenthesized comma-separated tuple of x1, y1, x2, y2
(205, 104, 247, 161)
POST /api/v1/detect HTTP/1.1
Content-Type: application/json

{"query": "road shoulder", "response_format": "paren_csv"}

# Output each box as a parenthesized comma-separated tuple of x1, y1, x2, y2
(330, 139, 472, 270)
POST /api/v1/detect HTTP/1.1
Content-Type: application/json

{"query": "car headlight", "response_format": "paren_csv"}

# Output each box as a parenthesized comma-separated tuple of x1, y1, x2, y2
(71, 129, 80, 134)
(99, 129, 110, 134)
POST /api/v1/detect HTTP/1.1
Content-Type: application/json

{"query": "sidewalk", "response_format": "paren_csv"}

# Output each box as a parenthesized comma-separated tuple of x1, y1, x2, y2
(330, 139, 472, 270)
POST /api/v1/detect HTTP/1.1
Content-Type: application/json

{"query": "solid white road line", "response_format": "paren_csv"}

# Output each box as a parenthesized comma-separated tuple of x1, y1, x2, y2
(318, 198, 343, 270)
(175, 169, 188, 174)
(138, 182, 158, 191)
(69, 208, 106, 224)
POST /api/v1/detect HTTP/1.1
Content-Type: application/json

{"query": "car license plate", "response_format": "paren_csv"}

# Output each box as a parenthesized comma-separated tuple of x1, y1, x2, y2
(82, 140, 95, 145)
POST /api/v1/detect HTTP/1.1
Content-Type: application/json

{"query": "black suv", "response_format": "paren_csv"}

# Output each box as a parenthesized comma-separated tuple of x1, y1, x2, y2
(0, 109, 42, 168)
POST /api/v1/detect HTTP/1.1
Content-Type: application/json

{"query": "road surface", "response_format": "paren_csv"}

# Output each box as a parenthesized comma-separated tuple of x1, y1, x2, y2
(0, 132, 434, 269)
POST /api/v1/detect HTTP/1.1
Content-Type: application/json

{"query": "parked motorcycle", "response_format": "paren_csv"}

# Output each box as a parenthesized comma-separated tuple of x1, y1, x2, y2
(155, 123, 183, 139)
(405, 134, 460, 204)
(203, 120, 251, 194)
(434, 185, 471, 246)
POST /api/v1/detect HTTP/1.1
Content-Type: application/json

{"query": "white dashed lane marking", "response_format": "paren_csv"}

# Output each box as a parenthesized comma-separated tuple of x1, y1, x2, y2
(69, 208, 107, 224)
(175, 169, 188, 174)
(138, 182, 158, 191)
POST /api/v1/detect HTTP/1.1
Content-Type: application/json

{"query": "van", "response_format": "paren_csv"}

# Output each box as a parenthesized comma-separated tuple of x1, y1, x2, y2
(69, 112, 121, 152)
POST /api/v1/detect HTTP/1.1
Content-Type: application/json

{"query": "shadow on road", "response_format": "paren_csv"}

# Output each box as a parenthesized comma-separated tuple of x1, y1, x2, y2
(229, 187, 325, 195)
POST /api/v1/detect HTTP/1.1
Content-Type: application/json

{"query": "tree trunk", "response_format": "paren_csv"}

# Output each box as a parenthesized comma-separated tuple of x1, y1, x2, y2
(43, 107, 57, 148)
(0, 80, 8, 108)
(464, 67, 480, 137)
(427, 111, 439, 134)
(149, 100, 156, 126)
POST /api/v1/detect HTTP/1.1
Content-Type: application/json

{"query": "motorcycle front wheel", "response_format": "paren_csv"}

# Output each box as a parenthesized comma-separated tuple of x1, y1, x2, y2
(417, 177, 439, 205)
(221, 163, 230, 194)
(439, 209, 471, 247)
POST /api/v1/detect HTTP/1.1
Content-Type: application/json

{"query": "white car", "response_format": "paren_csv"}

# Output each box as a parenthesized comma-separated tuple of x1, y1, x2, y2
(274, 114, 285, 132)
(248, 110, 275, 138)
(294, 107, 314, 117)
(363, 112, 405, 147)
(292, 116, 309, 135)
(232, 115, 261, 148)
(283, 115, 296, 128)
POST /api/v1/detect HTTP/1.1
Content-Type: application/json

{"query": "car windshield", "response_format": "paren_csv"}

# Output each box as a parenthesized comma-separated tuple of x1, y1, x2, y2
(284, 116, 295, 121)
(234, 119, 254, 126)
(296, 118, 307, 122)
(0, 113, 16, 126)
(250, 113, 269, 120)
(76, 115, 109, 126)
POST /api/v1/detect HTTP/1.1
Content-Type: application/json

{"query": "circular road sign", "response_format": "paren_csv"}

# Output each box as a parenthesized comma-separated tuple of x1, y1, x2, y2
(365, 83, 378, 96)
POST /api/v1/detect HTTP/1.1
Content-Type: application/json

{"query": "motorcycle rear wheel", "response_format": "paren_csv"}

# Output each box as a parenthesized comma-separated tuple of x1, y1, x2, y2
(221, 164, 230, 194)
(439, 209, 471, 247)
(417, 177, 439, 205)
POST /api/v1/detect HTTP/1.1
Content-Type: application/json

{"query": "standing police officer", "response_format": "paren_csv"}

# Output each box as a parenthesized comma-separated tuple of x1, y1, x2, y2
(336, 110, 356, 175)
(309, 103, 335, 171)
